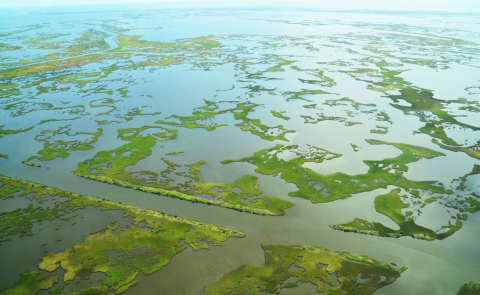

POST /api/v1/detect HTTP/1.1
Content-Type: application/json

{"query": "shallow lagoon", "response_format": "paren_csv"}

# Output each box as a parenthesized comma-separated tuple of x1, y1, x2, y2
(0, 6, 480, 295)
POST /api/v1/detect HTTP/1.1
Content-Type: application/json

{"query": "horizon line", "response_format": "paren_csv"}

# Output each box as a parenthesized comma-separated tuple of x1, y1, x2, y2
(1, 2, 480, 14)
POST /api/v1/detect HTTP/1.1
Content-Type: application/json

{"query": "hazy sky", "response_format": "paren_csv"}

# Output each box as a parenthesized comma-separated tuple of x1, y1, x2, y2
(1, 0, 479, 12)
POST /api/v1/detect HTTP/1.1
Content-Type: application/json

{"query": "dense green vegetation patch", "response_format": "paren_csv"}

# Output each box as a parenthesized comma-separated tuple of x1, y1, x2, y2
(331, 189, 462, 241)
(330, 163, 480, 240)
(433, 140, 480, 162)
(28, 126, 103, 162)
(299, 96, 391, 128)
(342, 61, 480, 160)
(301, 113, 362, 126)
(165, 150, 184, 155)
(0, 271, 58, 295)
(38, 221, 236, 293)
(73, 126, 293, 215)
(271, 110, 291, 121)
(203, 244, 406, 295)
(156, 100, 295, 141)
(282, 89, 332, 102)
(0, 174, 244, 294)
(370, 126, 389, 134)
(22, 156, 41, 168)
(223, 139, 448, 203)
(291, 65, 336, 87)
(457, 282, 480, 295)
(0, 125, 34, 139)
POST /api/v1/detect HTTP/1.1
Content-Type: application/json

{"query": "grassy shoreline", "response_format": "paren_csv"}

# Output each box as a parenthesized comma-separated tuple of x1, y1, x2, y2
(73, 173, 291, 216)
